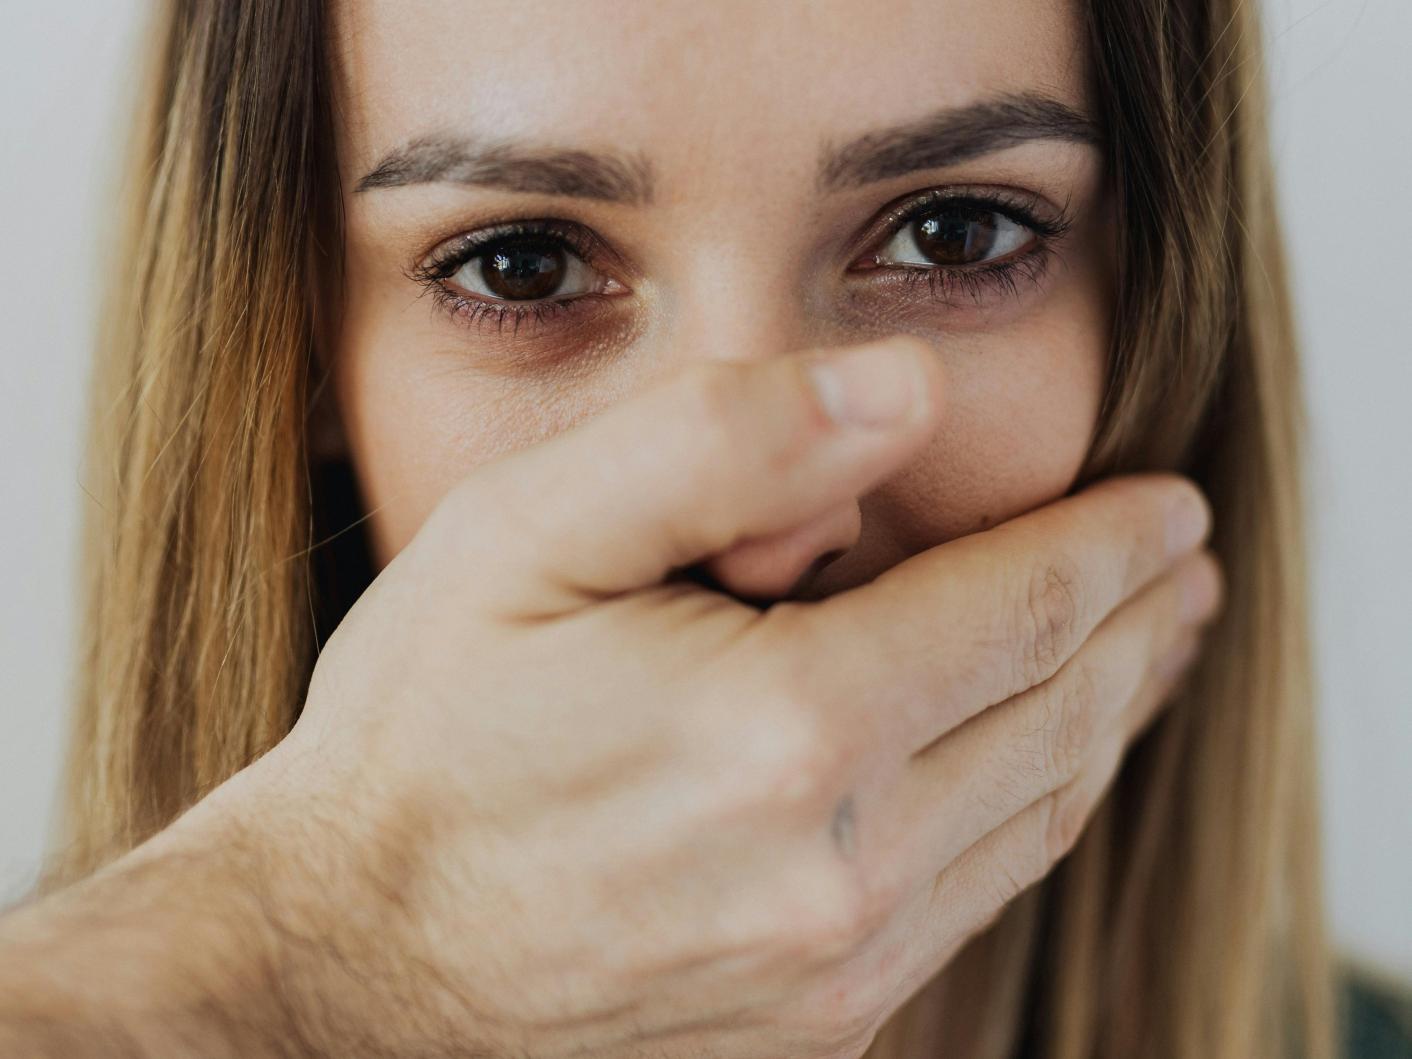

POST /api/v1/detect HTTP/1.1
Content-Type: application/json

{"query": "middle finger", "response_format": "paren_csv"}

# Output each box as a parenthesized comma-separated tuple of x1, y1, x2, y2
(867, 547, 1222, 897)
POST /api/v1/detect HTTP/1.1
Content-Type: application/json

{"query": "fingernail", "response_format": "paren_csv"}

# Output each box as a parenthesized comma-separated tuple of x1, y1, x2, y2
(1165, 487, 1211, 557)
(807, 340, 930, 429)
(1178, 557, 1221, 623)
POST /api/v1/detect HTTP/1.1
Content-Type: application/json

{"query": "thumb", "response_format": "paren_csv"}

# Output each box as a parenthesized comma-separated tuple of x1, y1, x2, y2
(440, 335, 945, 622)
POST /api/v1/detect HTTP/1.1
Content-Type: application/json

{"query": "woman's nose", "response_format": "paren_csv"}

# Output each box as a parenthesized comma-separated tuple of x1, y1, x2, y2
(656, 241, 828, 368)
(651, 255, 865, 605)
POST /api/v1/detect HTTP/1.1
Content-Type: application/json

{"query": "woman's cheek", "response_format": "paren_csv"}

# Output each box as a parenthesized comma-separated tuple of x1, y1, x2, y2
(862, 297, 1109, 555)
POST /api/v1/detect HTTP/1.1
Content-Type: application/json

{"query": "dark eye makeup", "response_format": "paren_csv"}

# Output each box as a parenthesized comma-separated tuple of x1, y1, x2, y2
(405, 186, 1076, 336)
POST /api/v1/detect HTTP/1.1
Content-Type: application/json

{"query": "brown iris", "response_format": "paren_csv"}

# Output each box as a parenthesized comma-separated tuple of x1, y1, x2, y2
(912, 206, 1000, 266)
(480, 239, 567, 299)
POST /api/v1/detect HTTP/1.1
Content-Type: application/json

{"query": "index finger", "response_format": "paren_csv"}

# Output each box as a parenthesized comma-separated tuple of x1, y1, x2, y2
(778, 473, 1212, 755)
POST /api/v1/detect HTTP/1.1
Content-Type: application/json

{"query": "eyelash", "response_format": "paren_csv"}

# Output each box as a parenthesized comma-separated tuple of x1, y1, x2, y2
(408, 220, 612, 335)
(854, 187, 1072, 306)
(407, 189, 1075, 335)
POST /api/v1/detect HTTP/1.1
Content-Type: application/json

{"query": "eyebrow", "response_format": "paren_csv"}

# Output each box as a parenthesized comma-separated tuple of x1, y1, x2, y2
(816, 92, 1101, 192)
(353, 91, 1100, 203)
(354, 138, 656, 204)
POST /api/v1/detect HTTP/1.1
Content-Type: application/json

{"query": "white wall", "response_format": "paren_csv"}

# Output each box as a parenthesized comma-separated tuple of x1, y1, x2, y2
(2, 1, 1408, 977)
(1265, 0, 1412, 978)
(0, 1, 146, 893)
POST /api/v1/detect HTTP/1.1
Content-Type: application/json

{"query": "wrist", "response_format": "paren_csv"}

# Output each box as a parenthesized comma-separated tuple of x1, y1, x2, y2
(0, 794, 303, 1057)
(165, 740, 480, 1057)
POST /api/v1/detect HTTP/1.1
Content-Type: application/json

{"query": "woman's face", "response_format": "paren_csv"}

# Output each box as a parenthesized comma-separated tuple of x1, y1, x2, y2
(327, 0, 1114, 601)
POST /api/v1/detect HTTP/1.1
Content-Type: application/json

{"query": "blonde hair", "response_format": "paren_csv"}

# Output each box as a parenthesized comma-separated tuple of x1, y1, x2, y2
(52, 2, 1334, 1056)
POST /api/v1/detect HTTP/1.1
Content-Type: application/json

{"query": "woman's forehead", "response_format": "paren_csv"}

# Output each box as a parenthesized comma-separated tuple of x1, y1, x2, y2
(330, 0, 1091, 195)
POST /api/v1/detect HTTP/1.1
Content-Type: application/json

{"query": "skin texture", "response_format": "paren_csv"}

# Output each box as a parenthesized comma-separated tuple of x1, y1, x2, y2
(0, 5, 1234, 1057)
(0, 360, 1221, 1056)
(327, 0, 1115, 597)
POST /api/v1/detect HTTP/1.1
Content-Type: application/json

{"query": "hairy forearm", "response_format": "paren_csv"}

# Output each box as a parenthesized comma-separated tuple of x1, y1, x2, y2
(0, 815, 309, 1059)
(0, 756, 494, 1059)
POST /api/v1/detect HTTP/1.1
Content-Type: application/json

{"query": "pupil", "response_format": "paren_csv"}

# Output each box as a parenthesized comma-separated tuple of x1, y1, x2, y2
(913, 207, 998, 266)
(480, 240, 567, 300)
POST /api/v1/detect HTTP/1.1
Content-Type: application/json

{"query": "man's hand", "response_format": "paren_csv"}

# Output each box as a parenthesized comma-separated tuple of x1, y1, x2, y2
(0, 336, 1220, 1058)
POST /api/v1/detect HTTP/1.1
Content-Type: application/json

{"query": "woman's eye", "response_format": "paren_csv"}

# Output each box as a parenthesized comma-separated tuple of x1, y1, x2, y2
(448, 237, 605, 301)
(874, 205, 1035, 268)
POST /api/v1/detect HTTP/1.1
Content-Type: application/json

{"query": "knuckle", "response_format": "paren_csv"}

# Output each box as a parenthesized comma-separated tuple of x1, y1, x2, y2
(1016, 555, 1087, 686)
(979, 761, 1033, 817)
(785, 861, 891, 967)
(731, 684, 850, 817)
(979, 783, 1098, 922)
(1042, 660, 1103, 781)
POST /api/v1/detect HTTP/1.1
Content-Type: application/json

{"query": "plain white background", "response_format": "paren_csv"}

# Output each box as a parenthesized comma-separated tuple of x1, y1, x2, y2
(2, 1, 1408, 978)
